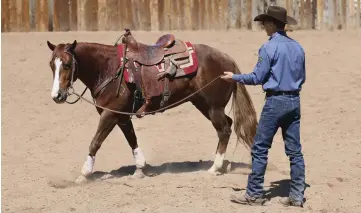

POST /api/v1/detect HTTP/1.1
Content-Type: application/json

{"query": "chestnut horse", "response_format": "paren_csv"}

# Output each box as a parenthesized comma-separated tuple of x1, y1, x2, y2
(46, 34, 257, 180)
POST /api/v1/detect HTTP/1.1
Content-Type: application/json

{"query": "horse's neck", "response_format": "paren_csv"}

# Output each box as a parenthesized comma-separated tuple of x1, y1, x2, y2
(75, 43, 117, 93)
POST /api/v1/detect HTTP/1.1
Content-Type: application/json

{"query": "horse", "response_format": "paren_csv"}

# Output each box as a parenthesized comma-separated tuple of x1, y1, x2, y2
(46, 31, 258, 181)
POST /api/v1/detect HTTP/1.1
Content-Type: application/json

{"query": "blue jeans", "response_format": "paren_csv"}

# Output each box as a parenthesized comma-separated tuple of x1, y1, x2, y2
(246, 94, 305, 202)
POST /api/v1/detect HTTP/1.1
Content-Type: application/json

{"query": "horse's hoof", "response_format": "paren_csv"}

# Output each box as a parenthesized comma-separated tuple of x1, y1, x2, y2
(226, 163, 232, 173)
(208, 167, 223, 176)
(81, 169, 92, 177)
(132, 168, 146, 179)
(75, 175, 88, 184)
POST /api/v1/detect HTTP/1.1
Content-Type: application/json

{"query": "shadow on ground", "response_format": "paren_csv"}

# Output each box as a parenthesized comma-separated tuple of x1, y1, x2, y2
(87, 160, 250, 181)
(264, 179, 311, 203)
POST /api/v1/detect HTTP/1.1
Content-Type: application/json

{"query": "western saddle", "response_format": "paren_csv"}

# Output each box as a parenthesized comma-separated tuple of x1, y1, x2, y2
(120, 29, 191, 118)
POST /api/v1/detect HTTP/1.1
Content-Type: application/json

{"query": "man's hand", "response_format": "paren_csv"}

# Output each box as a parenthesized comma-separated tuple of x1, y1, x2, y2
(221, 71, 234, 82)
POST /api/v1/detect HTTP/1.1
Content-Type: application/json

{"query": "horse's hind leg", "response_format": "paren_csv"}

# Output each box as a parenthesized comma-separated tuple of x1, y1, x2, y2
(117, 119, 146, 178)
(192, 100, 232, 175)
(207, 107, 233, 175)
(79, 110, 119, 178)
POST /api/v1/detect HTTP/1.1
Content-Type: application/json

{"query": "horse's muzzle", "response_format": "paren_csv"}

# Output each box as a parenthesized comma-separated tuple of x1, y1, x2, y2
(52, 90, 67, 103)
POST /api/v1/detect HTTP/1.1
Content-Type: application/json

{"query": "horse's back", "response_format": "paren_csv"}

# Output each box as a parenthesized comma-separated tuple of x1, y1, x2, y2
(186, 44, 237, 105)
(193, 43, 238, 77)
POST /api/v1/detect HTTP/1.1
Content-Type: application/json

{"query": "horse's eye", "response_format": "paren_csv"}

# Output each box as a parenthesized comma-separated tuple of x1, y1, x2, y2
(63, 64, 71, 70)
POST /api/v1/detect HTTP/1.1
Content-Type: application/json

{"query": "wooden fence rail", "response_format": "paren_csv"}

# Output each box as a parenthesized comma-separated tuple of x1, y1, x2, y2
(2, 0, 361, 32)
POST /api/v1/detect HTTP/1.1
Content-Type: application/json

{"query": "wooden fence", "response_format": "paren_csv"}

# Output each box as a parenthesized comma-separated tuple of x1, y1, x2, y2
(1, 0, 361, 32)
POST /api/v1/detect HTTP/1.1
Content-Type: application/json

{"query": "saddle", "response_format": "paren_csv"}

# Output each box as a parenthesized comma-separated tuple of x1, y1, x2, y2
(122, 30, 187, 65)
(120, 29, 194, 118)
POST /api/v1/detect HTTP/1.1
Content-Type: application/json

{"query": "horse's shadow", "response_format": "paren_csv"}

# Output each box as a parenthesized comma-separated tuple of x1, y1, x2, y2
(87, 160, 250, 181)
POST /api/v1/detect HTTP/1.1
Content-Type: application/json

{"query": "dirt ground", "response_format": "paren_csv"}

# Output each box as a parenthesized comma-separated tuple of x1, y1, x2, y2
(2, 30, 361, 213)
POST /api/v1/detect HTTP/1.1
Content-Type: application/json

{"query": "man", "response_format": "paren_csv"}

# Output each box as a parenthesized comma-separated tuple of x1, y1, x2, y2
(221, 6, 306, 207)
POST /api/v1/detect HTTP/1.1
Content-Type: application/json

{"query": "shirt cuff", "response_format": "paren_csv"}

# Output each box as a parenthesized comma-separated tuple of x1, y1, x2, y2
(232, 74, 243, 82)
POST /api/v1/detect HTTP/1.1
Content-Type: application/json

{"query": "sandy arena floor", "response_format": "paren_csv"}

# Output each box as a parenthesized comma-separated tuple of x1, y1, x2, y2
(2, 30, 361, 213)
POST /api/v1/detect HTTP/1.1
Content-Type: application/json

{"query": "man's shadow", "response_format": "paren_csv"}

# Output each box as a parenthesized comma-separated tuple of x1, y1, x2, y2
(264, 179, 311, 202)
(87, 160, 250, 181)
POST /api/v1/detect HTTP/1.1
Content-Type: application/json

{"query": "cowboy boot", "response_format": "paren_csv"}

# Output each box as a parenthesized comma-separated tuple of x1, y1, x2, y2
(279, 197, 303, 207)
(230, 193, 268, 206)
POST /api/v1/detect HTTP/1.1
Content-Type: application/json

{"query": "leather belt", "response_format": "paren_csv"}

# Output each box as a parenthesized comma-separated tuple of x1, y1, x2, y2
(265, 90, 300, 97)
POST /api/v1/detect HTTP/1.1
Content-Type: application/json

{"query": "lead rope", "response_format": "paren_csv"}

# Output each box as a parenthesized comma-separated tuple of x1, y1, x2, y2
(69, 75, 223, 116)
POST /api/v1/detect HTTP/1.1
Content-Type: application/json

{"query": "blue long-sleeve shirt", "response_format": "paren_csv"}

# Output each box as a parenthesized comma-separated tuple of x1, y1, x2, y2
(232, 31, 306, 92)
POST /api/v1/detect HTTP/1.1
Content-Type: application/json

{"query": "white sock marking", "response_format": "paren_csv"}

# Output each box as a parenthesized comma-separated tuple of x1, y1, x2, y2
(51, 58, 62, 98)
(81, 155, 95, 176)
(133, 147, 146, 168)
(212, 152, 225, 170)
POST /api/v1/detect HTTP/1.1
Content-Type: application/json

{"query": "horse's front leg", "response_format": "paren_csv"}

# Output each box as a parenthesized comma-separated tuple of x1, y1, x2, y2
(79, 110, 119, 178)
(117, 119, 146, 178)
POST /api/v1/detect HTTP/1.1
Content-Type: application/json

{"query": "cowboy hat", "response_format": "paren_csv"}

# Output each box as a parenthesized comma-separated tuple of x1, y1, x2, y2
(254, 6, 297, 25)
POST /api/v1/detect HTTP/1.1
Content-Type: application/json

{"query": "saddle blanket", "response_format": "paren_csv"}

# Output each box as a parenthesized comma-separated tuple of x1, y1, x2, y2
(117, 41, 199, 83)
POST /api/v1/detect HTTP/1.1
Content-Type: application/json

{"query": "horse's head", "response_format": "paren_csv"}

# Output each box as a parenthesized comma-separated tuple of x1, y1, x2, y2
(47, 40, 78, 104)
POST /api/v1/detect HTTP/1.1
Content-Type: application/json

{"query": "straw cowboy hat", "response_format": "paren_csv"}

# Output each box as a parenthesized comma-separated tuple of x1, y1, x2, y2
(254, 6, 297, 25)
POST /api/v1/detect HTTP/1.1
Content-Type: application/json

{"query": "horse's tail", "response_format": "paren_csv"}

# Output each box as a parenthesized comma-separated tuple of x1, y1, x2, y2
(230, 62, 258, 150)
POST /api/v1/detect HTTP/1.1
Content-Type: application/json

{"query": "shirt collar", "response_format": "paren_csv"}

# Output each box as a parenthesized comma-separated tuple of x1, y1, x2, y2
(269, 31, 287, 40)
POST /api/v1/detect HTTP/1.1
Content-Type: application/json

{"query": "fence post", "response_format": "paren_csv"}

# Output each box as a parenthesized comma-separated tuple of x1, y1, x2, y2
(21, 0, 31, 32)
(203, 0, 211, 29)
(1, 0, 10, 32)
(299, 0, 305, 29)
(78, 0, 98, 31)
(189, 0, 199, 30)
(131, 0, 151, 31)
(170, 0, 181, 30)
(150, 0, 159, 31)
(276, 0, 285, 7)
(356, 0, 361, 28)
(119, 0, 134, 30)
(332, 0, 338, 30)
(246, 0, 252, 29)
(291, 0, 299, 29)
(305, 0, 312, 29)
(340, 0, 348, 29)
(2, 0, 20, 32)
(317, 0, 324, 30)
(53, 0, 70, 31)
(251, 0, 263, 31)
(228, 0, 242, 29)
(98, 0, 120, 31)
(98, 0, 107, 31)
(286, 0, 292, 14)
(35, 0, 49, 31)
(69, 0, 77, 31)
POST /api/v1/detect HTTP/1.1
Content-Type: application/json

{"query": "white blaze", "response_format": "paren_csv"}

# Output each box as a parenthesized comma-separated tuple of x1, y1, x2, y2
(51, 58, 62, 98)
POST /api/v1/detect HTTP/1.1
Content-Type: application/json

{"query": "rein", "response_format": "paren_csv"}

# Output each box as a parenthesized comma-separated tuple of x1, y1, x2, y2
(68, 75, 223, 116)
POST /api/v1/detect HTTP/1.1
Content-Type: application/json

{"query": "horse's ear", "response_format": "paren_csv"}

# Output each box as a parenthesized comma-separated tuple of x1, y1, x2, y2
(47, 41, 55, 51)
(68, 40, 77, 52)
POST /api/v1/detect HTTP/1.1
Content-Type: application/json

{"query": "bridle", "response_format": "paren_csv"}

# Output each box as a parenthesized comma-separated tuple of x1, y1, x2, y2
(61, 32, 128, 105)
(63, 49, 88, 104)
